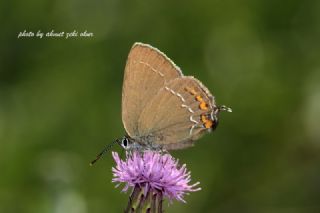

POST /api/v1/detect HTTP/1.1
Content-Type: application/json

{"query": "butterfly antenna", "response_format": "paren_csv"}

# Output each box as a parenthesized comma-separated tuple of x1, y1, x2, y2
(90, 139, 121, 166)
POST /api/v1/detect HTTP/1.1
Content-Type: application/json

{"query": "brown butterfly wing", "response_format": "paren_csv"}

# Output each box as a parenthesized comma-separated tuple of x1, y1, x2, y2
(122, 43, 182, 137)
(138, 76, 217, 150)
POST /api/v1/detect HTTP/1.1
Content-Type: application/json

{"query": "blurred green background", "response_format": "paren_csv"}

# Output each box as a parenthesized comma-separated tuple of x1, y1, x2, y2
(1, 0, 320, 212)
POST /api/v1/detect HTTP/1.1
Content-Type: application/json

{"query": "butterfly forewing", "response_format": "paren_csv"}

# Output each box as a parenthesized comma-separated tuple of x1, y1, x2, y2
(122, 43, 182, 137)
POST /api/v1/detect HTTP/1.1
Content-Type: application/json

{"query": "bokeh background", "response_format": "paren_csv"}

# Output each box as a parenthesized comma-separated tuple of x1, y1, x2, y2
(1, 0, 320, 212)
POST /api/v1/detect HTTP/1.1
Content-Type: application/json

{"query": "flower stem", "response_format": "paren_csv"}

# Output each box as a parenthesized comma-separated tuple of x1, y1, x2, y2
(125, 185, 163, 213)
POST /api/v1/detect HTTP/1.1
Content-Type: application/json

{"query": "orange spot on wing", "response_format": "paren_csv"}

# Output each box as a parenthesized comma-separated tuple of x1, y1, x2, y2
(200, 102, 208, 110)
(201, 114, 206, 123)
(186, 88, 209, 111)
(195, 95, 203, 102)
(204, 120, 213, 128)
(195, 95, 209, 111)
(201, 114, 214, 129)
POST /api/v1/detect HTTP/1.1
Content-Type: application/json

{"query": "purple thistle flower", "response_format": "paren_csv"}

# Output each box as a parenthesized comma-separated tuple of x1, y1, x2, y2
(112, 151, 201, 212)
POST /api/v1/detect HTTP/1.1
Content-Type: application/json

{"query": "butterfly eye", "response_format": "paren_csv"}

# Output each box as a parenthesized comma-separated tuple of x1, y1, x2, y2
(121, 138, 129, 148)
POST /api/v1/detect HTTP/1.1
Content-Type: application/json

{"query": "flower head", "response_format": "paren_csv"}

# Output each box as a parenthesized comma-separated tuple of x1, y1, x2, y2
(112, 151, 201, 203)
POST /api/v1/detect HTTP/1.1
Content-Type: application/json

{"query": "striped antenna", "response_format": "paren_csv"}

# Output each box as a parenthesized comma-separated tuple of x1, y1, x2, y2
(90, 139, 121, 166)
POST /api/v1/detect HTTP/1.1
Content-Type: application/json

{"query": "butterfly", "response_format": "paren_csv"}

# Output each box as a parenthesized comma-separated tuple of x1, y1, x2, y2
(90, 43, 231, 165)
